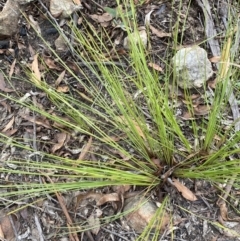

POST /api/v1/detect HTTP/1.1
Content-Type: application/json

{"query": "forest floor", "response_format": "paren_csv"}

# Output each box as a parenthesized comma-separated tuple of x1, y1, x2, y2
(0, 0, 240, 240)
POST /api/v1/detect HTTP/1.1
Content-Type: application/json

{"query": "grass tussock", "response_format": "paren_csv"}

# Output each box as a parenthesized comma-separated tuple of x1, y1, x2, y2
(0, 0, 240, 237)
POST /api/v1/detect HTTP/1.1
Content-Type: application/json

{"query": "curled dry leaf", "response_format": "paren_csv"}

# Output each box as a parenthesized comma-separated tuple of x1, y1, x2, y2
(144, 10, 154, 26)
(20, 114, 51, 129)
(56, 85, 69, 93)
(112, 185, 131, 194)
(0, 225, 3, 239)
(78, 136, 92, 161)
(114, 116, 146, 140)
(170, 178, 197, 201)
(31, 54, 41, 83)
(29, 15, 41, 35)
(209, 55, 221, 63)
(148, 62, 163, 72)
(73, 0, 81, 5)
(1, 116, 14, 133)
(149, 25, 171, 38)
(193, 105, 211, 116)
(2, 129, 18, 137)
(180, 111, 195, 120)
(218, 201, 228, 221)
(90, 12, 113, 23)
(9, 59, 16, 80)
(55, 35, 68, 52)
(0, 72, 14, 92)
(218, 200, 240, 222)
(51, 132, 67, 153)
(208, 78, 217, 89)
(76, 192, 120, 209)
(96, 193, 119, 206)
(0, 213, 19, 241)
(55, 70, 66, 87)
(44, 57, 61, 70)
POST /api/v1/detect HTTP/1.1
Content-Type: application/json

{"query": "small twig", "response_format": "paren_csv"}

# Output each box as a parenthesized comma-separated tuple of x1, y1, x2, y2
(34, 214, 45, 241)
(75, 61, 127, 68)
(85, 230, 95, 241)
(88, 0, 104, 10)
(44, 175, 79, 241)
(101, 227, 130, 241)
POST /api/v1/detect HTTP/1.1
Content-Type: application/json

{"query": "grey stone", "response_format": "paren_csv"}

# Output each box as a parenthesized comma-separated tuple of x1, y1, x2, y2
(123, 195, 169, 233)
(0, 0, 34, 39)
(172, 46, 213, 89)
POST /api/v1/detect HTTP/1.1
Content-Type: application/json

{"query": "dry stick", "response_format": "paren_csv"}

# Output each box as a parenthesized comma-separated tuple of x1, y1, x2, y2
(34, 214, 45, 241)
(196, 0, 240, 203)
(44, 176, 79, 241)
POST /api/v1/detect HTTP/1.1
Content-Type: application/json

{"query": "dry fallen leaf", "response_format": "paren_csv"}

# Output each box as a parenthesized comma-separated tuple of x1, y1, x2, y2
(44, 57, 61, 70)
(78, 136, 92, 160)
(208, 78, 217, 89)
(9, 58, 16, 80)
(112, 185, 131, 194)
(75, 192, 121, 210)
(51, 132, 67, 153)
(96, 193, 119, 206)
(0, 72, 14, 92)
(56, 85, 69, 93)
(218, 200, 240, 222)
(55, 70, 66, 87)
(171, 178, 198, 201)
(20, 114, 51, 129)
(149, 25, 171, 38)
(73, 0, 81, 5)
(114, 116, 146, 140)
(55, 35, 68, 52)
(1, 116, 14, 132)
(180, 111, 195, 120)
(218, 202, 228, 221)
(148, 62, 163, 72)
(90, 12, 113, 23)
(0, 225, 4, 240)
(193, 105, 211, 116)
(31, 54, 41, 83)
(209, 55, 221, 63)
(0, 212, 19, 241)
(3, 129, 18, 137)
(29, 15, 41, 35)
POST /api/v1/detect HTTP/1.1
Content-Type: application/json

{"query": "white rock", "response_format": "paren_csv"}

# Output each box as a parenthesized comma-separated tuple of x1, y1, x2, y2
(123, 195, 169, 233)
(50, 0, 82, 18)
(172, 46, 213, 89)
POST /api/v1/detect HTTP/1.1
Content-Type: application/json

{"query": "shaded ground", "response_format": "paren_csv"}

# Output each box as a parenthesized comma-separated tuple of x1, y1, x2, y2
(0, 0, 240, 240)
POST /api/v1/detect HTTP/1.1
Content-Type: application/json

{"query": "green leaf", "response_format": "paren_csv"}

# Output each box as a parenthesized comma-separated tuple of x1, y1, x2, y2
(103, 7, 118, 18)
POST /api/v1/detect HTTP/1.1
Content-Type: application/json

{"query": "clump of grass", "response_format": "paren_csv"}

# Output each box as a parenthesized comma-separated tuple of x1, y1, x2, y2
(1, 0, 240, 238)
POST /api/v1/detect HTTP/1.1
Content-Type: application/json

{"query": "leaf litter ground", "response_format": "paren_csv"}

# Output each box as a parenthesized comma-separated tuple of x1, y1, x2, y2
(0, 0, 240, 240)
